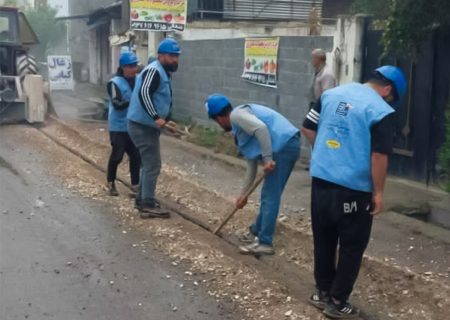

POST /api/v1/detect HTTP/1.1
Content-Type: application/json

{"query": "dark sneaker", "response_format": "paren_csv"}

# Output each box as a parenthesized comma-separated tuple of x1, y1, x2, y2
(129, 185, 139, 198)
(134, 199, 141, 209)
(308, 289, 330, 310)
(137, 201, 170, 219)
(323, 300, 360, 319)
(107, 181, 119, 196)
(239, 231, 257, 244)
(238, 242, 274, 255)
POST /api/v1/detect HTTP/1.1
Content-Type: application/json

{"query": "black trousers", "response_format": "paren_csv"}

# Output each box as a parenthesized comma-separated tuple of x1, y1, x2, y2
(311, 178, 373, 301)
(107, 131, 141, 186)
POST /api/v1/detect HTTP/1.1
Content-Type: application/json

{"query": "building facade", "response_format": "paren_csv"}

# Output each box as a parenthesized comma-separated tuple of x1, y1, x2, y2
(67, 0, 119, 84)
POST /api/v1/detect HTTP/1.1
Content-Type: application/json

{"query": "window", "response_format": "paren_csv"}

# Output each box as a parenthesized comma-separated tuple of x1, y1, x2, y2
(0, 16, 12, 42)
(0, 11, 18, 43)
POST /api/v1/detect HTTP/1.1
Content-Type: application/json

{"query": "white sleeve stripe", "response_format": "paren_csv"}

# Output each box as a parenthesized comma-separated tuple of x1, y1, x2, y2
(307, 114, 319, 124)
(141, 68, 158, 117)
(111, 83, 117, 99)
(307, 111, 319, 121)
(140, 69, 154, 115)
(310, 109, 320, 117)
(142, 68, 157, 117)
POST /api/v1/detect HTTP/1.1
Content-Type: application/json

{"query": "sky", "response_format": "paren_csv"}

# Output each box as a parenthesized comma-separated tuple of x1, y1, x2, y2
(47, 0, 68, 16)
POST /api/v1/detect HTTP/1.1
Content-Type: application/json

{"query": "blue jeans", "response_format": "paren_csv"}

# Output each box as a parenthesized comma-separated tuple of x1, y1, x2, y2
(251, 135, 300, 245)
(128, 121, 161, 206)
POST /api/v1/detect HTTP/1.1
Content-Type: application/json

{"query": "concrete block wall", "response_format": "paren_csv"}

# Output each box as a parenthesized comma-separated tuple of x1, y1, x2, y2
(171, 36, 333, 154)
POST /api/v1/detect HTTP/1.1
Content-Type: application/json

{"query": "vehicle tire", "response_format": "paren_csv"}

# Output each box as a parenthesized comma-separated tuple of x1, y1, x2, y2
(16, 53, 38, 81)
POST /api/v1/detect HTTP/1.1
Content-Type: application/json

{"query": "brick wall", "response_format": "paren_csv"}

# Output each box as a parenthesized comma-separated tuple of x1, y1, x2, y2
(171, 36, 333, 130)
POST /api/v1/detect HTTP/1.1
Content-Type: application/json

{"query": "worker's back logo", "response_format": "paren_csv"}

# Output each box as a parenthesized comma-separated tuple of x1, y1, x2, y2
(336, 102, 352, 116)
(326, 140, 341, 149)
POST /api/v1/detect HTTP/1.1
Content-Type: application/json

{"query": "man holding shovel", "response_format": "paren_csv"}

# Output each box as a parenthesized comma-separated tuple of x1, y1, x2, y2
(127, 38, 181, 219)
(205, 94, 300, 255)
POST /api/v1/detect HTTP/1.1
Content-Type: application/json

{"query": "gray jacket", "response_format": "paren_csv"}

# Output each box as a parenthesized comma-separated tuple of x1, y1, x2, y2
(309, 64, 336, 103)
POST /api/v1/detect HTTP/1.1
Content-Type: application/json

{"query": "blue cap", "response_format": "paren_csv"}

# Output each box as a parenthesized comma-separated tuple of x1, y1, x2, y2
(375, 65, 407, 103)
(119, 51, 139, 66)
(158, 38, 181, 55)
(205, 94, 231, 118)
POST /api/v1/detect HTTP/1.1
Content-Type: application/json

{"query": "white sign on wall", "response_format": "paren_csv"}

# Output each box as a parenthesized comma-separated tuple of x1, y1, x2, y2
(47, 55, 74, 91)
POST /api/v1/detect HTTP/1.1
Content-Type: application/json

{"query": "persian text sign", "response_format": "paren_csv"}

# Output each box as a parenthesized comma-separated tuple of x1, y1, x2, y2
(130, 0, 187, 32)
(47, 55, 74, 91)
(242, 37, 279, 88)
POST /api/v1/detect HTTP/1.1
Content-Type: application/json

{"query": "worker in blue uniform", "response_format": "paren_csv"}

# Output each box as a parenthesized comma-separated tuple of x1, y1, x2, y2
(127, 38, 181, 219)
(205, 94, 300, 255)
(302, 66, 407, 319)
(106, 51, 141, 196)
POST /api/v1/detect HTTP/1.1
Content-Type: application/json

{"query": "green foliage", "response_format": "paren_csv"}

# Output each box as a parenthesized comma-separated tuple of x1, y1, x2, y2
(25, 4, 66, 60)
(352, 0, 450, 58)
(3, 0, 19, 6)
(351, 0, 391, 20)
(187, 125, 238, 156)
(2, 0, 28, 10)
(438, 105, 450, 192)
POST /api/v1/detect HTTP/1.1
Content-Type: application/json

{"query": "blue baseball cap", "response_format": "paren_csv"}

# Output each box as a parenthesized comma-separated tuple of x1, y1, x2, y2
(158, 38, 181, 55)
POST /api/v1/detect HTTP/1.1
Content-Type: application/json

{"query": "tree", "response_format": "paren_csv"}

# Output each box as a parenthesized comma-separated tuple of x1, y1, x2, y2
(351, 0, 391, 20)
(1, 0, 30, 10)
(25, 4, 66, 60)
(439, 105, 450, 191)
(3, 0, 16, 5)
(352, 0, 450, 58)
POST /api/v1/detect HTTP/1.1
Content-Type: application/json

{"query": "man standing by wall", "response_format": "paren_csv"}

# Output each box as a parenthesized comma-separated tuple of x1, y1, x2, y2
(301, 66, 406, 319)
(204, 94, 300, 255)
(127, 38, 181, 219)
(106, 51, 141, 196)
(308, 48, 336, 109)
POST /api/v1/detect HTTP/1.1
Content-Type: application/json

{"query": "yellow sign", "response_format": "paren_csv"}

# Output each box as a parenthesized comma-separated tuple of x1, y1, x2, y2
(130, 0, 188, 31)
(242, 37, 279, 88)
(326, 140, 341, 149)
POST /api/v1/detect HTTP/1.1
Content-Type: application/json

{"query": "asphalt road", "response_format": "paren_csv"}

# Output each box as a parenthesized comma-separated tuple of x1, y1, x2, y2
(0, 127, 238, 320)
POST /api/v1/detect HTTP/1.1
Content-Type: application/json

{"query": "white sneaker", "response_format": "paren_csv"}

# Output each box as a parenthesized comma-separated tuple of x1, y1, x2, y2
(239, 232, 257, 244)
(239, 242, 274, 255)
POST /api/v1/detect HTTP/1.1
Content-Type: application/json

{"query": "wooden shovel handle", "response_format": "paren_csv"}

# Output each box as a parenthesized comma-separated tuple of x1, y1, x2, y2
(213, 173, 266, 235)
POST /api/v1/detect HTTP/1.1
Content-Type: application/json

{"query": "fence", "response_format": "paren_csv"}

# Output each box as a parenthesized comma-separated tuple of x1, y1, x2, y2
(189, 0, 323, 21)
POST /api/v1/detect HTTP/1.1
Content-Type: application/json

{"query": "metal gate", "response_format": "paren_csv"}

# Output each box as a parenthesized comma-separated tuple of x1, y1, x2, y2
(361, 19, 450, 182)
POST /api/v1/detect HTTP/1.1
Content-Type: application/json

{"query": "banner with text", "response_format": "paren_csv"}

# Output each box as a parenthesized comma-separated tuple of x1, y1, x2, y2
(242, 37, 279, 88)
(130, 0, 187, 32)
(47, 55, 74, 91)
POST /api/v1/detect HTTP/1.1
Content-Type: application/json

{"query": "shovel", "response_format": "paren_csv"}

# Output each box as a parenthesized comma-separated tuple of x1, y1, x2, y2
(165, 121, 191, 137)
(213, 173, 266, 235)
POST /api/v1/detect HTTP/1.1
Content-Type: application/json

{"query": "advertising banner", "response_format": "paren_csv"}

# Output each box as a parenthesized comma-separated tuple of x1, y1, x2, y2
(242, 37, 279, 88)
(130, 0, 188, 32)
